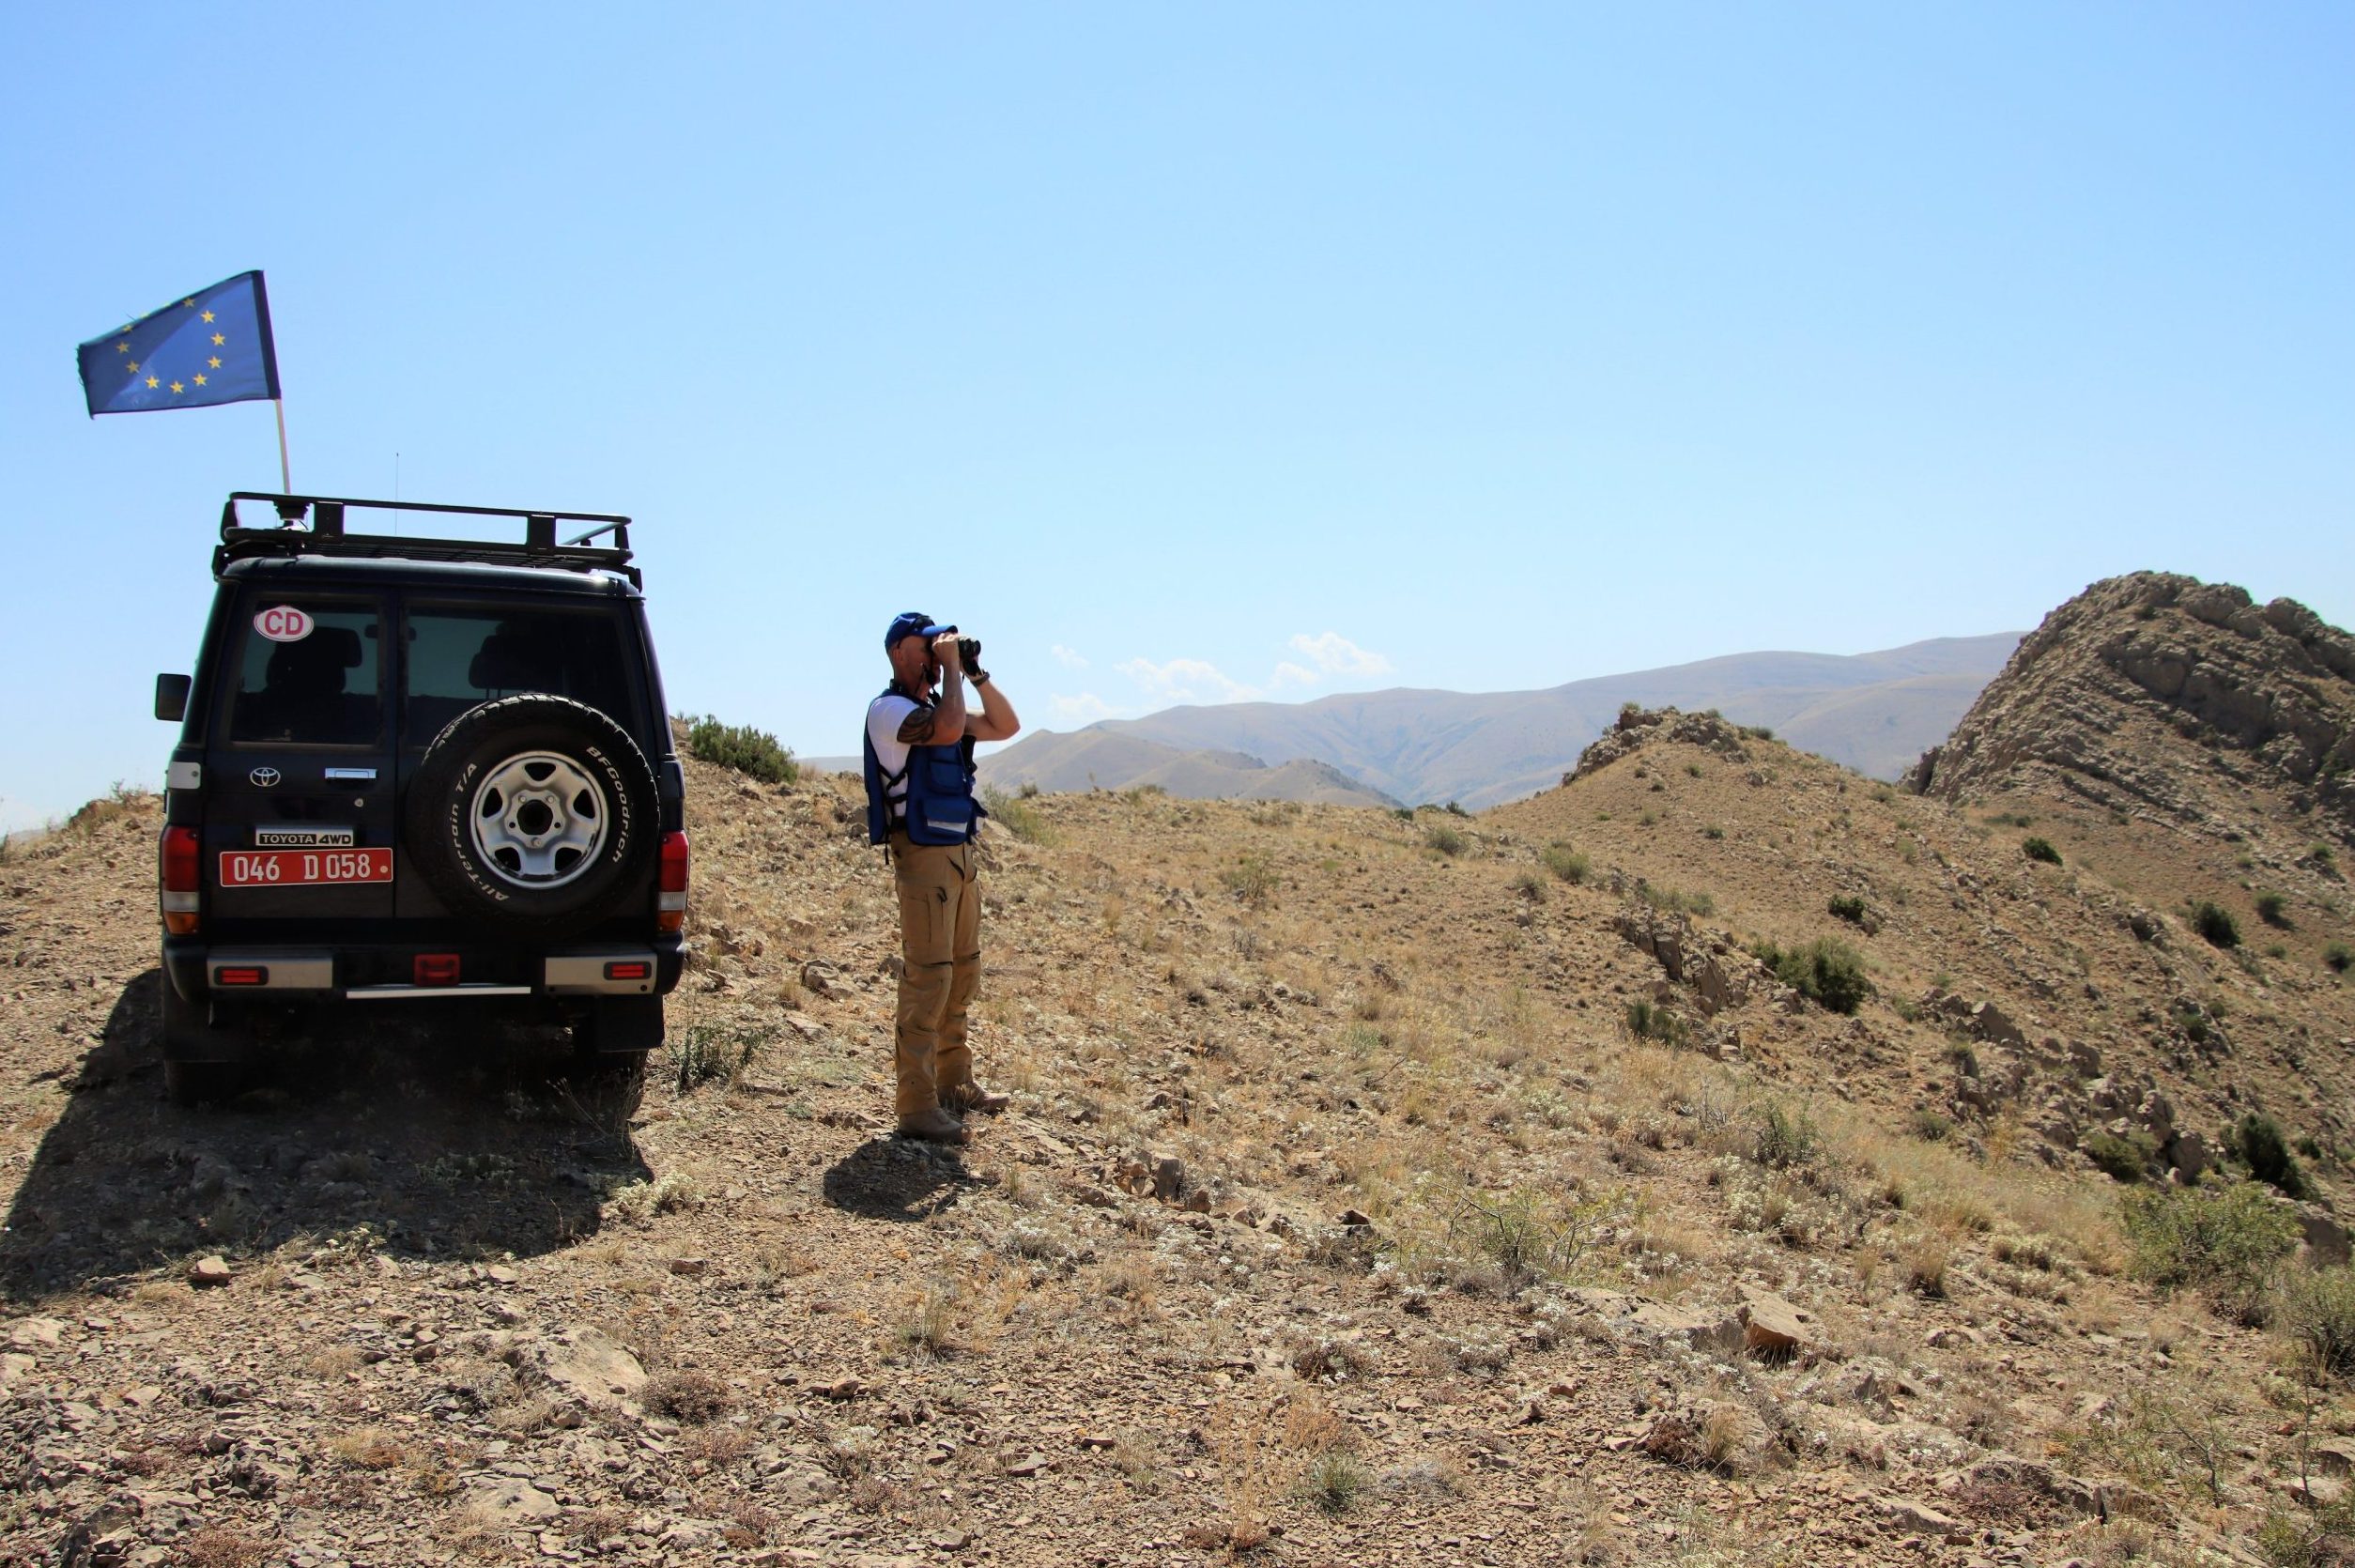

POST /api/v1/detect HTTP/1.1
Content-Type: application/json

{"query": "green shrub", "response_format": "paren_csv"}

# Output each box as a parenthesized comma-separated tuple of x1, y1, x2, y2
(1298, 1450, 1372, 1515)
(1745, 726, 1774, 741)
(1220, 852, 1280, 906)
(1754, 1103, 1819, 1170)
(1685, 763, 1702, 778)
(2233, 1113, 2313, 1199)
(2281, 1267, 2355, 1382)
(1702, 824, 1725, 840)
(2190, 900, 2241, 948)
(2022, 837, 2062, 866)
(979, 787, 1055, 845)
(1511, 869, 1547, 902)
(1540, 843, 1590, 884)
(1442, 800, 1470, 818)
(1424, 822, 1467, 856)
(2328, 944, 2352, 974)
(683, 715, 798, 784)
(1751, 936, 1870, 1014)
(1910, 1109, 1954, 1143)
(1826, 894, 1868, 925)
(2122, 1181, 2301, 1321)
(1624, 998, 1686, 1048)
(2085, 1129, 2159, 1183)
(2255, 890, 2291, 928)
(1638, 884, 1716, 917)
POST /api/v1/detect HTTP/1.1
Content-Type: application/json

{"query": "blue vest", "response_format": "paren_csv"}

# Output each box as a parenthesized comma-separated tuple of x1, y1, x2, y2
(864, 684, 984, 847)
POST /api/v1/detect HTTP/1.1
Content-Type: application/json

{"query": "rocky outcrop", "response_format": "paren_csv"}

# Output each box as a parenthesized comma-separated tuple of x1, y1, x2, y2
(1912, 574, 2355, 843)
(1572, 706, 1758, 780)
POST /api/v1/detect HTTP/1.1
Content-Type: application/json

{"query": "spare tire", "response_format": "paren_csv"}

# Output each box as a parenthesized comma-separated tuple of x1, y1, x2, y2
(406, 694, 657, 935)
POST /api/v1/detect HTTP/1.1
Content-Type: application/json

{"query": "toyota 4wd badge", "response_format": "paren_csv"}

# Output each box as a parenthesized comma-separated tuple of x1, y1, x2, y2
(249, 766, 282, 788)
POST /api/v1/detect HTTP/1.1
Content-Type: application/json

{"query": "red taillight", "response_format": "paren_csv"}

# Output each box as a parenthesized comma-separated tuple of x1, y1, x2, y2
(656, 831, 689, 933)
(604, 960, 651, 981)
(414, 953, 461, 986)
(216, 966, 267, 987)
(161, 826, 200, 935)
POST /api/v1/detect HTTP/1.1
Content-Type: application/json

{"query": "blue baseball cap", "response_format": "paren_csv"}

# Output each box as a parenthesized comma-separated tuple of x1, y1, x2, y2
(885, 611, 939, 651)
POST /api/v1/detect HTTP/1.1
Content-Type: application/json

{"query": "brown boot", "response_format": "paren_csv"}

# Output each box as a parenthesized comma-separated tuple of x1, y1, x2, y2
(942, 1082, 1010, 1115)
(896, 1106, 968, 1145)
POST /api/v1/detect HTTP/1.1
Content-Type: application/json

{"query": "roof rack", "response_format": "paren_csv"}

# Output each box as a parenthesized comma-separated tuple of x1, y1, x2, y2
(215, 492, 641, 587)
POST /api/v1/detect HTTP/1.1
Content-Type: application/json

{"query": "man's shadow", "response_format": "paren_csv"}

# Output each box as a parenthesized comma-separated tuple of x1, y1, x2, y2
(821, 1136, 981, 1222)
(0, 970, 650, 1304)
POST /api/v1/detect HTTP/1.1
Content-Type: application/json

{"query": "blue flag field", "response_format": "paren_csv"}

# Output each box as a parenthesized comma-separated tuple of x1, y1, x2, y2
(76, 270, 280, 416)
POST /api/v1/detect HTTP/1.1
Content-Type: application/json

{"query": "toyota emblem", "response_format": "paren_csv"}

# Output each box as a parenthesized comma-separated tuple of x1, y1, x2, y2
(250, 767, 283, 788)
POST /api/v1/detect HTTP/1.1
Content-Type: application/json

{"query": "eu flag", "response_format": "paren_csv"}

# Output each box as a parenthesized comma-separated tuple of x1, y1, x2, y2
(77, 270, 280, 416)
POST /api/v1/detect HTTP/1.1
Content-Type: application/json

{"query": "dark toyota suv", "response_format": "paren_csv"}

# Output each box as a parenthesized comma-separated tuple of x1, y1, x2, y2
(152, 492, 689, 1103)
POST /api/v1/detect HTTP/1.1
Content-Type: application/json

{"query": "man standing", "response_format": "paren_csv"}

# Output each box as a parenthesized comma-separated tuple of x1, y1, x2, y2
(862, 613, 1023, 1145)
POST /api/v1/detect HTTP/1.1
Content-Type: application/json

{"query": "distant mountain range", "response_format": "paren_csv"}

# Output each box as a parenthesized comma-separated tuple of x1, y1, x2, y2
(962, 633, 2022, 808)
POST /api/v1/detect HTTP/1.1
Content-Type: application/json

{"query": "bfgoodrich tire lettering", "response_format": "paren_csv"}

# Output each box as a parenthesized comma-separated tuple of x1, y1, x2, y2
(407, 694, 656, 935)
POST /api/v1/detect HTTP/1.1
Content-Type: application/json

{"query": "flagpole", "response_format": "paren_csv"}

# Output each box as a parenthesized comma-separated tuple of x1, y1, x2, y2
(273, 399, 292, 492)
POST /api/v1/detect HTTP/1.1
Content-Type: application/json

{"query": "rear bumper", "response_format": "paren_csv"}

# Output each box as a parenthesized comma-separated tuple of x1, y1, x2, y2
(162, 932, 685, 1004)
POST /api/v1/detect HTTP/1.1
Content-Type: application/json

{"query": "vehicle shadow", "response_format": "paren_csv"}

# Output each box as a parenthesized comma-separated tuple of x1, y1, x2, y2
(0, 970, 650, 1304)
(820, 1137, 980, 1222)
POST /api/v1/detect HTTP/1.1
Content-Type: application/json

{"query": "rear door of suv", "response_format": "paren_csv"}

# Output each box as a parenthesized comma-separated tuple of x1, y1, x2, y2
(205, 587, 399, 920)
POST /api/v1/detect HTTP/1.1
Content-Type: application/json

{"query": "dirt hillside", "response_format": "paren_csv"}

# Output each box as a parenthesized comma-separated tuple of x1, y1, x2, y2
(3, 582, 2353, 1567)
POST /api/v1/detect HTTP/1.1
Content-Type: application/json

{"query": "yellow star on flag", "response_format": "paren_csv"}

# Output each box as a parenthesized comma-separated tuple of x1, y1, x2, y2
(146, 376, 160, 389)
(116, 342, 129, 354)
(169, 381, 184, 393)
(211, 333, 225, 346)
(127, 361, 140, 374)
(208, 356, 222, 369)
(183, 299, 195, 307)
(200, 310, 215, 323)
(193, 374, 208, 386)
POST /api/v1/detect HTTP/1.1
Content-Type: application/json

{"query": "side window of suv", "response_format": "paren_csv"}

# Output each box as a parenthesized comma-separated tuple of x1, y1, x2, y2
(404, 607, 635, 745)
(227, 601, 383, 746)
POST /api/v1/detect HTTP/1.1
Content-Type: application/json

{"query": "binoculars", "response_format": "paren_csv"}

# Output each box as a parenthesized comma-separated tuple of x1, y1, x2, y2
(932, 626, 982, 668)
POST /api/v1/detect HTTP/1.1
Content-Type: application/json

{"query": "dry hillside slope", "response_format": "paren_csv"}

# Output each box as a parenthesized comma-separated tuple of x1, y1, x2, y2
(1, 669, 2351, 1566)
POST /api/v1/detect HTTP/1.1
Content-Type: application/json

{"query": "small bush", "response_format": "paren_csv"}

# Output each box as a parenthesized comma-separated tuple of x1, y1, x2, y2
(1442, 800, 1470, 818)
(667, 1022, 777, 1094)
(1745, 726, 1774, 741)
(2190, 900, 2241, 948)
(979, 786, 1055, 845)
(1910, 1109, 1954, 1143)
(1540, 843, 1591, 884)
(2122, 1181, 2301, 1320)
(1638, 884, 1716, 917)
(1625, 999, 1686, 1048)
(2255, 891, 2290, 927)
(1702, 824, 1725, 840)
(2021, 837, 2062, 866)
(1685, 763, 1702, 778)
(1510, 870, 1546, 903)
(2233, 1114, 2313, 1199)
(1425, 822, 1467, 856)
(643, 1370, 732, 1423)
(684, 715, 797, 784)
(2085, 1130, 2159, 1183)
(2328, 943, 2352, 974)
(1220, 853, 1280, 907)
(1298, 1451, 1373, 1516)
(2281, 1267, 2355, 1382)
(1754, 1104, 1819, 1171)
(1826, 895, 1868, 925)
(1752, 937, 1870, 1014)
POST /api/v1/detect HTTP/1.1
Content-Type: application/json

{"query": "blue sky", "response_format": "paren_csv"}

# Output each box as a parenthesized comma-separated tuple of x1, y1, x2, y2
(2, 4, 2348, 828)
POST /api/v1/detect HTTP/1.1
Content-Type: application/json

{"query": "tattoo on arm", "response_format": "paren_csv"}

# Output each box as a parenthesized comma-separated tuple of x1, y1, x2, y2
(895, 704, 939, 745)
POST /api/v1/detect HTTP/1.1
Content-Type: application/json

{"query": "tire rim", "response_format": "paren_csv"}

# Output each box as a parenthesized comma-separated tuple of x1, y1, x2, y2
(469, 750, 608, 888)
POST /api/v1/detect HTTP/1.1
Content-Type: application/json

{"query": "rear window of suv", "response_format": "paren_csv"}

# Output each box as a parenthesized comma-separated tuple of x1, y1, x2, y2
(404, 606, 636, 746)
(227, 599, 384, 746)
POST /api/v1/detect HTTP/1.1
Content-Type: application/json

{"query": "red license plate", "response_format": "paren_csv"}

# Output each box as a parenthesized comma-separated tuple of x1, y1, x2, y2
(219, 849, 392, 886)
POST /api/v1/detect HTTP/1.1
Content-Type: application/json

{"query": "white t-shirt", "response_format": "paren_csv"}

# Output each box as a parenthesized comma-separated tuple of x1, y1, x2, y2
(866, 692, 923, 806)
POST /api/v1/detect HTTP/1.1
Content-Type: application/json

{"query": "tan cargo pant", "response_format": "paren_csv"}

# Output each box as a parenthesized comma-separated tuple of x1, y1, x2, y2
(888, 832, 981, 1118)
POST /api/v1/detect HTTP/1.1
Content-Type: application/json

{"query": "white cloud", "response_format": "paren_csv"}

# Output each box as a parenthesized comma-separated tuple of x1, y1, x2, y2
(1269, 661, 1320, 690)
(1116, 656, 1263, 706)
(1288, 631, 1394, 677)
(1047, 691, 1123, 726)
(1050, 643, 1089, 669)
